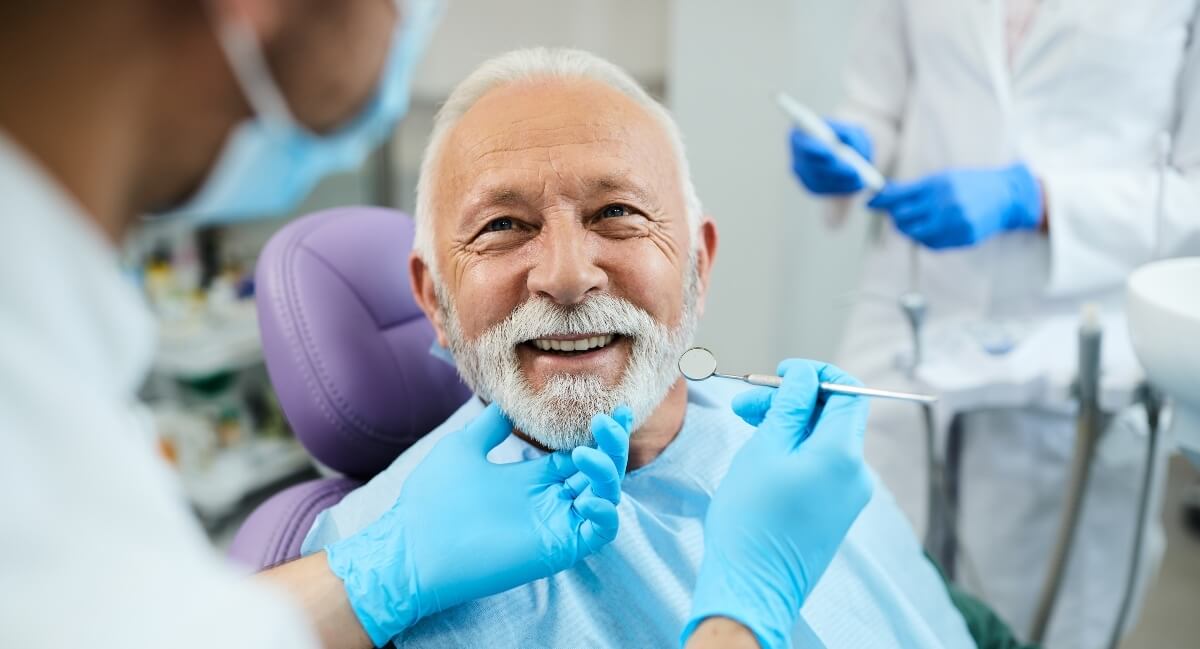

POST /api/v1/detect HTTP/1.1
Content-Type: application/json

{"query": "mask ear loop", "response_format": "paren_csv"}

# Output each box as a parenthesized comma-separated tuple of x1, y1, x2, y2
(208, 6, 298, 129)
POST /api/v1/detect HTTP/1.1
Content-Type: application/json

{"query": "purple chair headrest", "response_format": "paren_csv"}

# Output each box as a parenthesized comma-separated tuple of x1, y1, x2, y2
(256, 206, 470, 479)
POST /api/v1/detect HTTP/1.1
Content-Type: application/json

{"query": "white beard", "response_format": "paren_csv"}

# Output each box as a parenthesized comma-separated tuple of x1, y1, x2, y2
(438, 265, 700, 450)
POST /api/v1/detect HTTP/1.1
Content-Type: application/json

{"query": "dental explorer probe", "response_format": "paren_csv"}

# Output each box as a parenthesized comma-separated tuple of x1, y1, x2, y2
(678, 347, 938, 405)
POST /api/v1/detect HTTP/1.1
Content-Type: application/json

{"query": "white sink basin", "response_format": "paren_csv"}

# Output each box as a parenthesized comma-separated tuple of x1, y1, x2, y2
(1127, 257, 1200, 466)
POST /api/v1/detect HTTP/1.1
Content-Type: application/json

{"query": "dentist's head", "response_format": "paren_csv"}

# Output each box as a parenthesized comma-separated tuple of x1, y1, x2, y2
(0, 0, 439, 240)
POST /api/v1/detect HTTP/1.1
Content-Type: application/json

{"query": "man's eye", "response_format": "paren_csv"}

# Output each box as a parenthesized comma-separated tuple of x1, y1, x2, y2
(484, 217, 515, 232)
(600, 204, 634, 219)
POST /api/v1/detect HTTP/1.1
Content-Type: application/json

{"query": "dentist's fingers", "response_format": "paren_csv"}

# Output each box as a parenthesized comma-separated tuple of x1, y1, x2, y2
(611, 406, 635, 438)
(563, 470, 590, 500)
(457, 403, 514, 457)
(572, 445, 622, 504)
(806, 393, 870, 455)
(905, 218, 961, 250)
(810, 168, 865, 193)
(759, 359, 824, 437)
(809, 360, 863, 389)
(592, 409, 632, 481)
(890, 198, 935, 229)
(539, 449, 579, 482)
(790, 129, 837, 159)
(574, 494, 620, 553)
(802, 364, 870, 457)
(731, 387, 775, 427)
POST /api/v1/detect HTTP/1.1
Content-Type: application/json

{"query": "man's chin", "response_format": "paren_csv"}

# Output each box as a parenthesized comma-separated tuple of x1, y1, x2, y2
(497, 381, 613, 452)
(511, 427, 593, 453)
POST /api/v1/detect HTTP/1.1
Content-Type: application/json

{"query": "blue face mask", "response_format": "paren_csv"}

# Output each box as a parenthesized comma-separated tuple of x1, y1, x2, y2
(160, 0, 442, 223)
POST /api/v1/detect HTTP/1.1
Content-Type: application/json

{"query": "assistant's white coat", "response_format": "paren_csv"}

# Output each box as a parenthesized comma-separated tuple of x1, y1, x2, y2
(832, 1, 1200, 647)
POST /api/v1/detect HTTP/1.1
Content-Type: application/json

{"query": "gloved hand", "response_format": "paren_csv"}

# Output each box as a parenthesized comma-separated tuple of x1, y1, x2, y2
(682, 360, 873, 649)
(868, 162, 1043, 249)
(326, 404, 633, 646)
(788, 120, 875, 195)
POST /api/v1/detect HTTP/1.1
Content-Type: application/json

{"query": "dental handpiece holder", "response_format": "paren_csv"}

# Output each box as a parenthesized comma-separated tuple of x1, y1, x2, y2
(1030, 306, 1165, 649)
(1030, 306, 1106, 643)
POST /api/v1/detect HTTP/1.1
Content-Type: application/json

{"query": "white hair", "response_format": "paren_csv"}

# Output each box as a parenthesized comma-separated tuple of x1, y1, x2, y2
(412, 47, 704, 268)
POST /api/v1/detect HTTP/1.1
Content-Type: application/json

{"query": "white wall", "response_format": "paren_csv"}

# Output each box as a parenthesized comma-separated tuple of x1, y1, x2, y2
(391, 0, 670, 223)
(411, 0, 668, 101)
(668, 0, 870, 371)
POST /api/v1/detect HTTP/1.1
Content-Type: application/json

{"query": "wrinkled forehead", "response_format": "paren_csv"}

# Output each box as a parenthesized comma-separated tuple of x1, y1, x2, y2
(432, 78, 684, 221)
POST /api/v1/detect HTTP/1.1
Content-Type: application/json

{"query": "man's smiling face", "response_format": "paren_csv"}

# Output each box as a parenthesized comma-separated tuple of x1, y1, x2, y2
(411, 76, 716, 450)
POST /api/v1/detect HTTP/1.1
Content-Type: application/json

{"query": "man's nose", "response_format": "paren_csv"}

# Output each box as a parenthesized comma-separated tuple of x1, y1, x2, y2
(526, 224, 607, 305)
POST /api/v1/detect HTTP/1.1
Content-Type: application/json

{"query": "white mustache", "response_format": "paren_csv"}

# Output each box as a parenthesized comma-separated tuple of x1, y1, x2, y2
(491, 294, 661, 348)
(436, 261, 700, 451)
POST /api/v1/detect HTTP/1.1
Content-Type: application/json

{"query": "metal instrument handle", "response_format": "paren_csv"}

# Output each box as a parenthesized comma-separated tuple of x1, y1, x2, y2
(742, 374, 939, 404)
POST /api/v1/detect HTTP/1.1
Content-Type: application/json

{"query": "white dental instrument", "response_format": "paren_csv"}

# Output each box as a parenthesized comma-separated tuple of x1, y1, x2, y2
(678, 347, 938, 404)
(774, 91, 887, 193)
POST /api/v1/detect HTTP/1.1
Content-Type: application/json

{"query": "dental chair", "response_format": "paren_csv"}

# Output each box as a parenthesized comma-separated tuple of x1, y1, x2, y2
(227, 206, 470, 570)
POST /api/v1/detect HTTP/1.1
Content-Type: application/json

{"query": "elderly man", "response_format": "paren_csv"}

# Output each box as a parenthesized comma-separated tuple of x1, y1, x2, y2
(303, 48, 977, 648)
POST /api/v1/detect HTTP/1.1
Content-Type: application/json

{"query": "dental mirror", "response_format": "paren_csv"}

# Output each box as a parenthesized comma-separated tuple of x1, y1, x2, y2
(679, 346, 720, 381)
(678, 346, 939, 404)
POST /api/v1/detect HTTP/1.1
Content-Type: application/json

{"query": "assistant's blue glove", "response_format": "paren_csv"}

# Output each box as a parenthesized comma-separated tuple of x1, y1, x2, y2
(868, 162, 1043, 250)
(788, 120, 874, 195)
(326, 404, 633, 646)
(682, 360, 873, 649)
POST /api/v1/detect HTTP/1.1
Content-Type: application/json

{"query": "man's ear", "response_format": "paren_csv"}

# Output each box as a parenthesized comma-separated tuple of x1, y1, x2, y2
(693, 217, 718, 318)
(410, 252, 450, 347)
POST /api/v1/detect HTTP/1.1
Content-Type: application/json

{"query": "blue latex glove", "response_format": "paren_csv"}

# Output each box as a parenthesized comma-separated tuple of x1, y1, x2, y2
(868, 162, 1043, 250)
(682, 360, 873, 649)
(788, 120, 875, 195)
(326, 404, 633, 646)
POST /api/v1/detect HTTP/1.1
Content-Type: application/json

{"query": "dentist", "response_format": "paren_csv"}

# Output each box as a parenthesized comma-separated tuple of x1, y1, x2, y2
(0, 2, 624, 647)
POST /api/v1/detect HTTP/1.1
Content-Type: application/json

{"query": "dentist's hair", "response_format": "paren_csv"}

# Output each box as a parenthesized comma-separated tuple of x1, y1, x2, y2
(411, 47, 703, 269)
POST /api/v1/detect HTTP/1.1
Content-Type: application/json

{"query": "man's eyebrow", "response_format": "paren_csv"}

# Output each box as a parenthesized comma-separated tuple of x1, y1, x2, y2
(462, 187, 529, 216)
(586, 175, 657, 205)
(475, 187, 526, 207)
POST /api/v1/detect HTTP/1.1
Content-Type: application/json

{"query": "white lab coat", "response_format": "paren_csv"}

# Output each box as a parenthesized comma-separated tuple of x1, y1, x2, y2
(0, 134, 319, 648)
(831, 1, 1200, 648)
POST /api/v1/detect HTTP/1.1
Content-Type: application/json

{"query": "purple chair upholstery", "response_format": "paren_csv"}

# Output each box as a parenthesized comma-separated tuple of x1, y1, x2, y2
(228, 206, 470, 570)
(230, 478, 360, 571)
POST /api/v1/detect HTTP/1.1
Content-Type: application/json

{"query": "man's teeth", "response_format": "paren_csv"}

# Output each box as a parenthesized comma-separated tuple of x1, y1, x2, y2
(531, 334, 616, 352)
